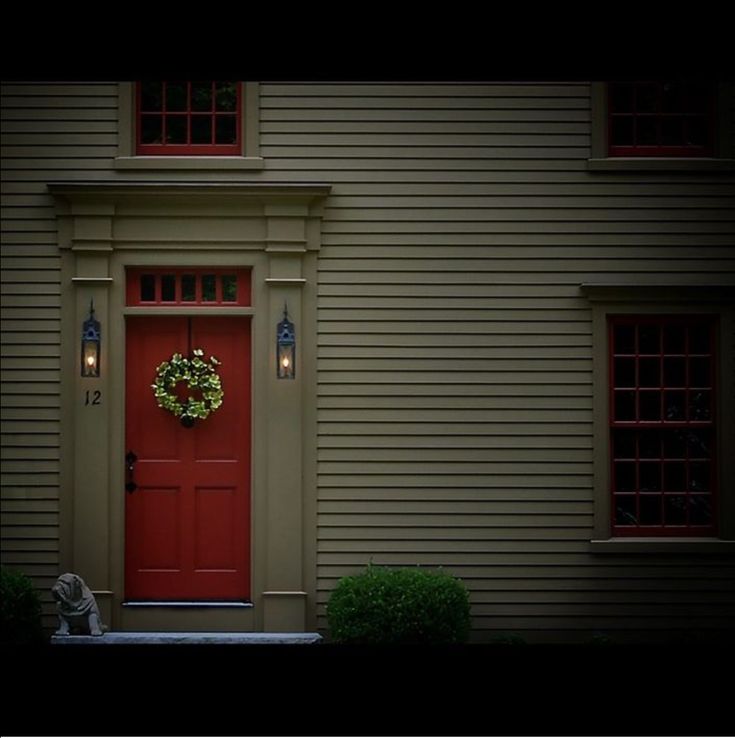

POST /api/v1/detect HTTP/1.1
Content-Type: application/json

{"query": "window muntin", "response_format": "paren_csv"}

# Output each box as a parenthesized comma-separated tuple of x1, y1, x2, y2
(136, 81, 241, 156)
(126, 269, 251, 306)
(608, 81, 715, 158)
(609, 316, 717, 536)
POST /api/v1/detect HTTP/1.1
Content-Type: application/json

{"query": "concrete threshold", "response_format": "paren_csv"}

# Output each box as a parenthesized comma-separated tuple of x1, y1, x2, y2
(51, 631, 322, 645)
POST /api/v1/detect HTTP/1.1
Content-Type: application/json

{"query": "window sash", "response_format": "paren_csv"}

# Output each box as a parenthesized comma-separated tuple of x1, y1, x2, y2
(607, 82, 715, 158)
(608, 315, 718, 536)
(135, 82, 242, 156)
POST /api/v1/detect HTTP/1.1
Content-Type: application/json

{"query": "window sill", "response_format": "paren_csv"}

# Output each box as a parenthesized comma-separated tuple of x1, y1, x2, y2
(590, 538, 735, 554)
(587, 157, 735, 172)
(114, 156, 265, 171)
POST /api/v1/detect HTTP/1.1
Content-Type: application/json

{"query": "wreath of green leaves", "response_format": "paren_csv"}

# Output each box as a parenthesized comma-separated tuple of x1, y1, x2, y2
(151, 349, 224, 426)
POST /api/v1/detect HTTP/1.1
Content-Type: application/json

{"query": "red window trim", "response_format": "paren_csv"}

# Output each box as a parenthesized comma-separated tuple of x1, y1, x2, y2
(608, 315, 718, 537)
(607, 82, 716, 158)
(126, 268, 251, 307)
(135, 82, 242, 156)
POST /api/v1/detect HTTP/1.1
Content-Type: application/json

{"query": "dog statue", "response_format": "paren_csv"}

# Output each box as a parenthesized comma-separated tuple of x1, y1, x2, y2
(51, 573, 106, 636)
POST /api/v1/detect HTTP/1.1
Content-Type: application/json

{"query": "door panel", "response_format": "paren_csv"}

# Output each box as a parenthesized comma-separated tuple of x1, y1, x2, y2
(125, 315, 251, 600)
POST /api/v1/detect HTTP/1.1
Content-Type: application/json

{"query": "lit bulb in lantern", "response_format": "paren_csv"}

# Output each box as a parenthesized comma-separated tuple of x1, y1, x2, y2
(281, 356, 290, 369)
(86, 355, 96, 368)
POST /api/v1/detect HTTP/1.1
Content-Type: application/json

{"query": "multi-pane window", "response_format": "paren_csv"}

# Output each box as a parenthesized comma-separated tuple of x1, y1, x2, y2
(609, 316, 717, 536)
(608, 81, 714, 157)
(126, 269, 251, 306)
(136, 81, 241, 155)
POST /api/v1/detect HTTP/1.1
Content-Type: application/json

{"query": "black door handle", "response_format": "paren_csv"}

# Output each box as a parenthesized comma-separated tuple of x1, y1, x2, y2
(125, 450, 138, 493)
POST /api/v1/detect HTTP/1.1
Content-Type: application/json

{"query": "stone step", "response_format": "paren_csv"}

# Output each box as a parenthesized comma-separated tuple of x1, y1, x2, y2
(51, 631, 322, 645)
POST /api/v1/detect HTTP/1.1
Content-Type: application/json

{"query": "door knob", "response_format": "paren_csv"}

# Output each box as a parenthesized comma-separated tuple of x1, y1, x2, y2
(125, 450, 138, 493)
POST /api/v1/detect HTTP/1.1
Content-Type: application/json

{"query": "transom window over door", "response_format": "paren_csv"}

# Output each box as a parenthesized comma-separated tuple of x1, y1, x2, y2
(609, 315, 718, 536)
(126, 269, 251, 306)
(136, 81, 241, 155)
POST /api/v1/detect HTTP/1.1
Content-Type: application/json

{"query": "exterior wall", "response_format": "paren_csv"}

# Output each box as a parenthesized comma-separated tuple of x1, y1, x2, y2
(1, 81, 734, 640)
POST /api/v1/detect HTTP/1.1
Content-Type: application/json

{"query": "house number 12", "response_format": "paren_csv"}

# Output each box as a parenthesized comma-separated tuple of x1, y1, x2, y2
(84, 390, 101, 406)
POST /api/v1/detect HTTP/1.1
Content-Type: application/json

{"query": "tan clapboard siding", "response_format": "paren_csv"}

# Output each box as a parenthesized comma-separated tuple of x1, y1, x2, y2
(262, 81, 735, 639)
(0, 82, 117, 614)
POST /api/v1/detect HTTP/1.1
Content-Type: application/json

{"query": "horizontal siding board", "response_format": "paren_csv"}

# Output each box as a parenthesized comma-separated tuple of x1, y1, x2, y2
(261, 109, 592, 123)
(263, 120, 592, 134)
(0, 83, 116, 95)
(1, 499, 59, 512)
(1, 539, 59, 551)
(322, 207, 735, 221)
(318, 475, 591, 488)
(262, 96, 591, 110)
(0, 460, 60, 473)
(318, 397, 592, 411)
(261, 83, 588, 97)
(2, 512, 58, 525)
(0, 524, 59, 537)
(319, 500, 592, 513)
(263, 133, 592, 147)
(318, 233, 735, 247)
(318, 345, 591, 359)
(318, 407, 591, 422)
(0, 552, 59, 565)
(1, 487, 59, 499)
(319, 489, 594, 502)
(318, 324, 592, 340)
(322, 222, 735, 236)
(318, 513, 589, 527)
(265, 147, 589, 159)
(322, 195, 735, 208)
(317, 370, 592, 383)
(0, 95, 117, 108)
(318, 529, 591, 543)
(0, 134, 119, 147)
(268, 158, 592, 171)
(1, 107, 117, 121)
(318, 448, 591, 463)
(317, 308, 593, 321)
(0, 120, 117, 133)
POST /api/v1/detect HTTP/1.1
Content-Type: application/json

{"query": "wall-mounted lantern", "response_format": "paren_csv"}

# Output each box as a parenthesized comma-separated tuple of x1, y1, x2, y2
(276, 304, 295, 379)
(81, 299, 101, 377)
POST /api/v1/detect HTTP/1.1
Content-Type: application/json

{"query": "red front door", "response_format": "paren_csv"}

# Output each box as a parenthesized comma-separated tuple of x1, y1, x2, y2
(125, 316, 251, 600)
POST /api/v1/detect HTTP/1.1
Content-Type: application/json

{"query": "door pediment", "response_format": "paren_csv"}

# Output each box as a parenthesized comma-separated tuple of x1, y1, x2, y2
(50, 182, 331, 256)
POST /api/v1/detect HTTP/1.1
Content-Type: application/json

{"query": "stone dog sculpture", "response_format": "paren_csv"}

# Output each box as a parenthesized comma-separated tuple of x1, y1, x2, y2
(52, 573, 106, 636)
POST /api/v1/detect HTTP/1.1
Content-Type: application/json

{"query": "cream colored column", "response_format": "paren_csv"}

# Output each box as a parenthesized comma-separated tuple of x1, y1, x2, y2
(69, 208, 114, 626)
(262, 209, 309, 631)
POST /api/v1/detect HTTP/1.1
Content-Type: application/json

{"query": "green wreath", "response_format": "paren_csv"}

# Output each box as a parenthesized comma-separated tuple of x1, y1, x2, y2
(151, 348, 224, 427)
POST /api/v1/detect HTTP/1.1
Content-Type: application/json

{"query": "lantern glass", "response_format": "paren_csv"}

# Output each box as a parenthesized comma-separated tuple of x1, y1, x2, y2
(80, 300, 101, 378)
(277, 343, 295, 379)
(82, 340, 99, 377)
(276, 305, 296, 379)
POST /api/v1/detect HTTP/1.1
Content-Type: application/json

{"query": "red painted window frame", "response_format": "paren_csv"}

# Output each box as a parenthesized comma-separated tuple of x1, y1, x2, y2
(608, 315, 718, 537)
(126, 268, 251, 307)
(135, 81, 242, 156)
(607, 81, 715, 158)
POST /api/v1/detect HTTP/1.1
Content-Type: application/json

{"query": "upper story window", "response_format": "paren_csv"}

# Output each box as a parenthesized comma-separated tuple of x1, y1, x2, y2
(607, 81, 715, 158)
(136, 81, 241, 156)
(609, 315, 717, 536)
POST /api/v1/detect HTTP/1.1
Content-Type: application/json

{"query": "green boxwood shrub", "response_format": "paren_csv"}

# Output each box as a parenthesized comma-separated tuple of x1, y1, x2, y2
(0, 566, 44, 645)
(326, 564, 471, 644)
